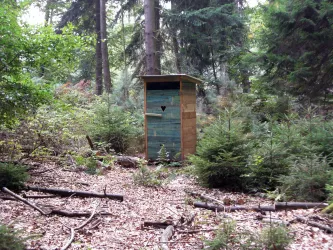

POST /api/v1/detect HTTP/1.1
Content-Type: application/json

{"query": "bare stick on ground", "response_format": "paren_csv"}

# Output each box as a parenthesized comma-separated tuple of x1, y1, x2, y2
(160, 225, 175, 250)
(295, 216, 333, 233)
(2, 187, 47, 215)
(25, 186, 124, 201)
(61, 201, 100, 250)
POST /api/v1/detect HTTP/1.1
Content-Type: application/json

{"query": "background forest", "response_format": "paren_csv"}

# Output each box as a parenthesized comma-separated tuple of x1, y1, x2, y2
(1, 0, 333, 211)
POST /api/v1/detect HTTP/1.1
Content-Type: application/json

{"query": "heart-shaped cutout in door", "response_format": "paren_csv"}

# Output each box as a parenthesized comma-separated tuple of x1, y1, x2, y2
(161, 106, 166, 112)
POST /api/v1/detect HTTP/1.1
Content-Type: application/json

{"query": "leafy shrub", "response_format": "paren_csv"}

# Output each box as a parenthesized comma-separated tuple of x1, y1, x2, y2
(133, 160, 162, 187)
(259, 226, 292, 250)
(88, 100, 144, 154)
(205, 220, 292, 250)
(205, 220, 239, 250)
(0, 224, 25, 250)
(189, 108, 249, 188)
(0, 163, 29, 191)
(0, 101, 91, 159)
(278, 154, 332, 201)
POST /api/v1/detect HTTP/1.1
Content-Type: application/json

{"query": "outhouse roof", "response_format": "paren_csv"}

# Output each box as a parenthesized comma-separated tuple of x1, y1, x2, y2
(140, 74, 202, 84)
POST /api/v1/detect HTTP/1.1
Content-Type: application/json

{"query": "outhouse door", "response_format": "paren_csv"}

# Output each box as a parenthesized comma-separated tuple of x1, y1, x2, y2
(146, 82, 181, 160)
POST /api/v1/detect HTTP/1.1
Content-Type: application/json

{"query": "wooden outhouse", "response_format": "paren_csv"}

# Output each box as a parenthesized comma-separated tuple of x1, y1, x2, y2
(141, 74, 201, 161)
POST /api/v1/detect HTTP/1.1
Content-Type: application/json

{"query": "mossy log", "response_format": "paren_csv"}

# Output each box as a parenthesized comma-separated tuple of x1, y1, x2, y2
(322, 203, 333, 214)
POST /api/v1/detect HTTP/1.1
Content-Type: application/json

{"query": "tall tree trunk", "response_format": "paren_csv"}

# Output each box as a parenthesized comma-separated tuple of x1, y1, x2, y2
(100, 0, 112, 93)
(144, 0, 157, 75)
(154, 0, 161, 75)
(171, 0, 181, 73)
(95, 0, 103, 95)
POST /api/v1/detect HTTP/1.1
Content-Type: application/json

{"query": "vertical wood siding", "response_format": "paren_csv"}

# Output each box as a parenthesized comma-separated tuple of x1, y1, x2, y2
(146, 89, 181, 159)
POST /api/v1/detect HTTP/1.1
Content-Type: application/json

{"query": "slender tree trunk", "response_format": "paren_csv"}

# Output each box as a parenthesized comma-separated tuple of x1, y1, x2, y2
(144, 0, 157, 75)
(95, 0, 103, 95)
(100, 0, 112, 93)
(154, 0, 161, 75)
(171, 0, 181, 73)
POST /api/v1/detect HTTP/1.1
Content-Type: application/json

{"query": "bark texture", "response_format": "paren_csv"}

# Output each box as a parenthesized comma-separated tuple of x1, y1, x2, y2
(100, 0, 112, 93)
(144, 0, 157, 75)
(95, 0, 103, 95)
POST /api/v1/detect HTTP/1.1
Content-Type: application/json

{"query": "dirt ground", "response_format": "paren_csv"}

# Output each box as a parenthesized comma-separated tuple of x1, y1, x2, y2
(1, 162, 332, 250)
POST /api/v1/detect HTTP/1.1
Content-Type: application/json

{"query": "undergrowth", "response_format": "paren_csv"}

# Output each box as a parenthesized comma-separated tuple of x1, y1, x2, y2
(0, 162, 29, 191)
(205, 219, 292, 250)
(0, 224, 26, 250)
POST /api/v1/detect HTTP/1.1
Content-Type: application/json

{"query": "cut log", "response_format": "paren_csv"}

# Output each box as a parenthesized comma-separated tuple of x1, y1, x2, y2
(295, 216, 333, 233)
(276, 202, 328, 210)
(194, 202, 276, 212)
(116, 156, 140, 168)
(160, 225, 175, 250)
(25, 186, 123, 201)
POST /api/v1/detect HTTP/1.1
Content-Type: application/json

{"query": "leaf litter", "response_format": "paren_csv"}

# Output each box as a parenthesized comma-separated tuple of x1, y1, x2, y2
(0, 162, 332, 250)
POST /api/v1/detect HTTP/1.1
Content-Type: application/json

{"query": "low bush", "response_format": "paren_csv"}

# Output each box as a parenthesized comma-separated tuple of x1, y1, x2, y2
(278, 154, 332, 201)
(259, 226, 292, 250)
(0, 162, 29, 191)
(205, 220, 292, 250)
(0, 224, 25, 250)
(87, 100, 144, 154)
(133, 160, 162, 187)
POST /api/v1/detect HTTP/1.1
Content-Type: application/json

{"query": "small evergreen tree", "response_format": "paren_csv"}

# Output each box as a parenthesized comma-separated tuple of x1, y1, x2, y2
(0, 163, 29, 191)
(189, 107, 249, 188)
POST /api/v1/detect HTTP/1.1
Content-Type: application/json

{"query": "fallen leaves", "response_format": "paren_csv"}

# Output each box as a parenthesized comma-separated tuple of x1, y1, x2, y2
(0, 162, 332, 249)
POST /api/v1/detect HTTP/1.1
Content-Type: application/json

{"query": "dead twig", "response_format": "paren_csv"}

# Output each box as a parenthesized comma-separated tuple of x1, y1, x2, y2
(61, 201, 100, 250)
(2, 187, 47, 215)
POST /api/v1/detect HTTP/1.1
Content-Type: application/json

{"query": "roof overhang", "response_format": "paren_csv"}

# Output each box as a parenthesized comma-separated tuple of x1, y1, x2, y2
(140, 74, 202, 84)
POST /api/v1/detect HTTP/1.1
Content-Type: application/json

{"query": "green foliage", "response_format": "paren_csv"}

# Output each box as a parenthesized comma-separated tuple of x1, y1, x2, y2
(0, 163, 29, 191)
(0, 224, 25, 250)
(205, 220, 292, 250)
(205, 220, 239, 250)
(133, 160, 162, 187)
(255, 0, 333, 100)
(189, 107, 249, 188)
(157, 144, 169, 163)
(87, 97, 144, 154)
(259, 225, 293, 250)
(278, 155, 332, 201)
(245, 120, 290, 190)
(0, 0, 90, 127)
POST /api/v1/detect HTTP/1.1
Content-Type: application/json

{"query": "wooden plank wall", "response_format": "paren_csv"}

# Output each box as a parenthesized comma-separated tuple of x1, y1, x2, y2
(181, 82, 197, 158)
(146, 89, 181, 160)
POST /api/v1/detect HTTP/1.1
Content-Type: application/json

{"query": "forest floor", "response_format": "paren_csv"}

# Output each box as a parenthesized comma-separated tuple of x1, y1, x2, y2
(0, 160, 332, 250)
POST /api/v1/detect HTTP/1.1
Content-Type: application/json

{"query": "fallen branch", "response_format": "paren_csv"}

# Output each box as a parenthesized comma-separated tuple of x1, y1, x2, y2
(61, 201, 100, 250)
(86, 135, 94, 150)
(51, 209, 111, 217)
(177, 228, 218, 234)
(275, 202, 328, 210)
(194, 202, 275, 212)
(143, 221, 173, 229)
(2, 187, 47, 215)
(160, 225, 174, 250)
(295, 216, 333, 233)
(25, 186, 123, 201)
(194, 201, 328, 213)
